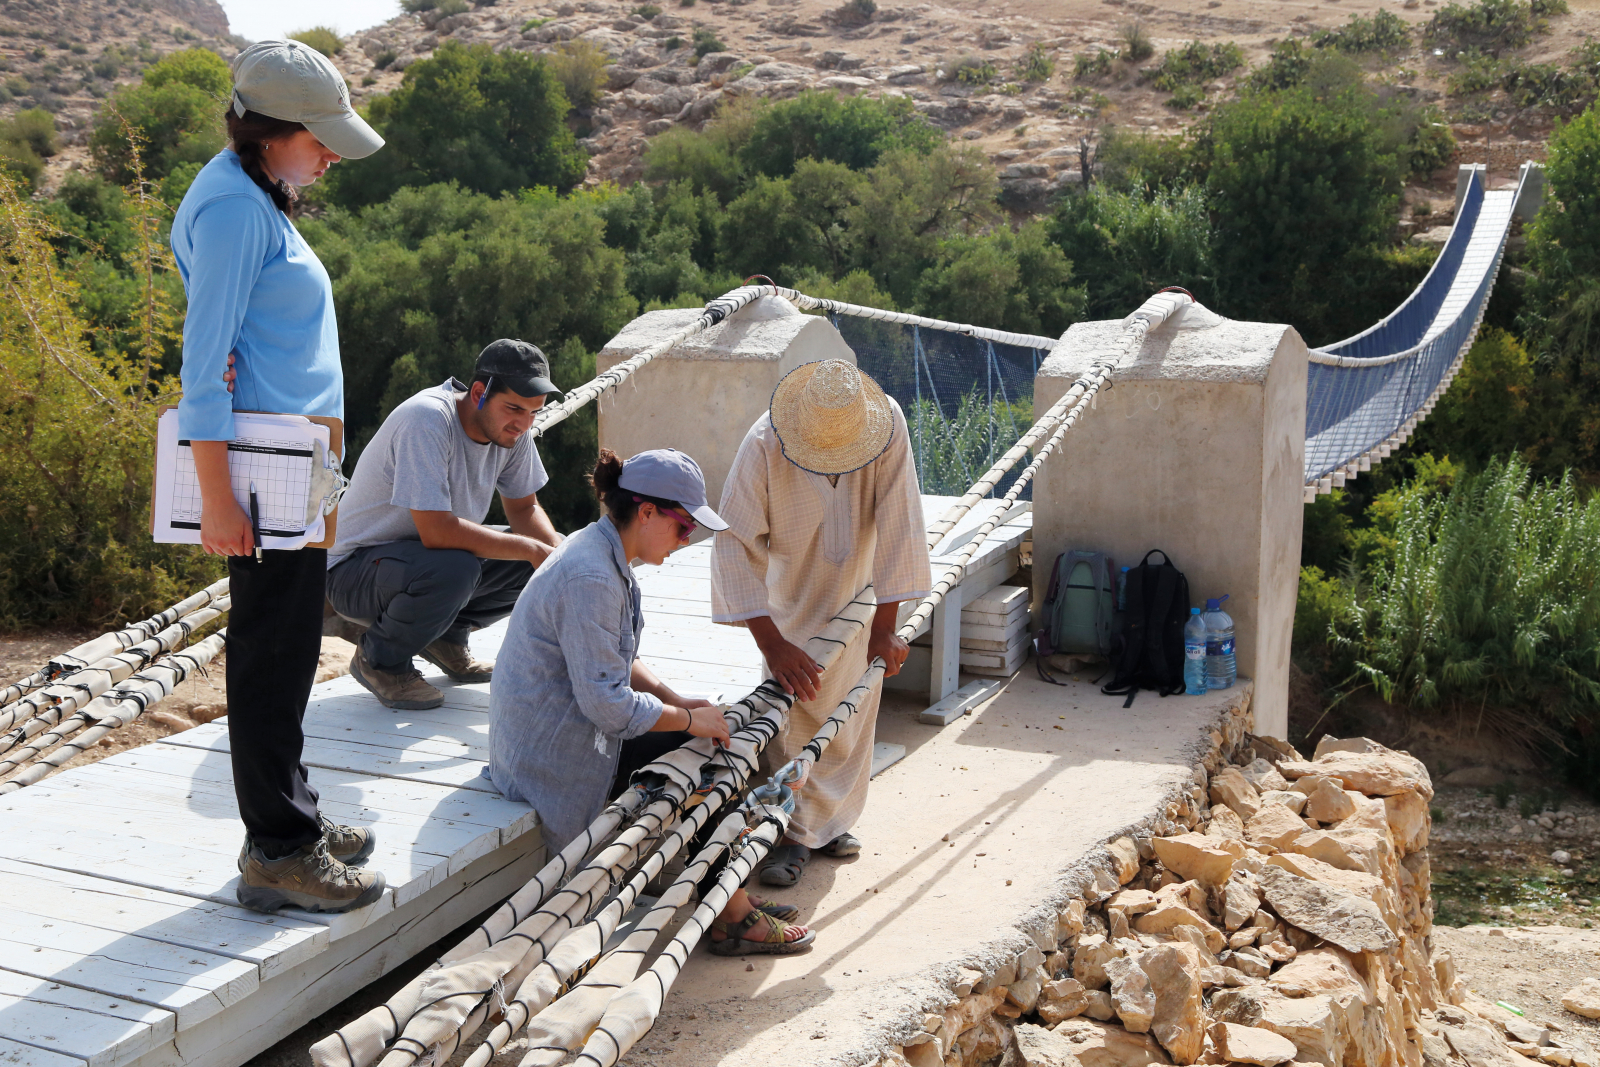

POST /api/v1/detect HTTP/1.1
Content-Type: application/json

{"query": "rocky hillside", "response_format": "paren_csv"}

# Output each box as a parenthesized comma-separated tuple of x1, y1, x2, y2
(0, 0, 235, 149)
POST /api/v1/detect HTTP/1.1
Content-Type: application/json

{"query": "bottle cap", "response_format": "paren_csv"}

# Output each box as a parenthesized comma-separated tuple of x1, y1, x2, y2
(1191, 607, 1201, 615)
(1206, 594, 1230, 611)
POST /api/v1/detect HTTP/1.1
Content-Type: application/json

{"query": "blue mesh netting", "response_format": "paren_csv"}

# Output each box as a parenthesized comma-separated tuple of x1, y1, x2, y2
(832, 314, 1051, 499)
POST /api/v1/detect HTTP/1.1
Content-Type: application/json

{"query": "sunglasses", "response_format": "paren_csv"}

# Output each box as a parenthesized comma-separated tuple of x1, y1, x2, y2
(634, 496, 697, 538)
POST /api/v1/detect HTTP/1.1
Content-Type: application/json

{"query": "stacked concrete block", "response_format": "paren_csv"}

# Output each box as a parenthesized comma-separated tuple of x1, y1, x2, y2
(959, 585, 1031, 677)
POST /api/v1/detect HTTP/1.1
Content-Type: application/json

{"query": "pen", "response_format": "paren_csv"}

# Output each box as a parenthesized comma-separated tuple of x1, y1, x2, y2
(249, 481, 262, 562)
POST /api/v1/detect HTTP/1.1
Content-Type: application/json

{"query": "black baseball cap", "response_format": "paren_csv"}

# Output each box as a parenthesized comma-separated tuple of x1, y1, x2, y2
(474, 339, 565, 403)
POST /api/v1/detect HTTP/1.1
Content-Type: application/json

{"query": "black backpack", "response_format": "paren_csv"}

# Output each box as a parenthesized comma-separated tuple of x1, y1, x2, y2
(1102, 550, 1191, 706)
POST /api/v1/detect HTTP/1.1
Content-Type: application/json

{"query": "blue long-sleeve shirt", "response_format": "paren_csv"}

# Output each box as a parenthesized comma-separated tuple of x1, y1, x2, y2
(488, 517, 665, 851)
(171, 150, 342, 441)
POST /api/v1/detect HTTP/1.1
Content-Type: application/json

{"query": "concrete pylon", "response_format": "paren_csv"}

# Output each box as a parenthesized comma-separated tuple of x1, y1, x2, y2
(595, 296, 855, 509)
(1031, 304, 1308, 738)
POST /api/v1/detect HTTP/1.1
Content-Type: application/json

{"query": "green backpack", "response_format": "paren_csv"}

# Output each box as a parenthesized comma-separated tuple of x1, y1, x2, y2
(1035, 549, 1115, 664)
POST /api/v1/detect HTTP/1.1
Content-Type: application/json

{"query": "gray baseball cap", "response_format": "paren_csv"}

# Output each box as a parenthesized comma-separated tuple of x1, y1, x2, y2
(231, 40, 384, 160)
(617, 450, 729, 531)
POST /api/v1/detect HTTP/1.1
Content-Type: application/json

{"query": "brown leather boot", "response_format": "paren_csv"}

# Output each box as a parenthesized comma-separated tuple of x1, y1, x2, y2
(236, 839, 386, 914)
(237, 816, 376, 873)
(419, 638, 494, 684)
(350, 646, 443, 709)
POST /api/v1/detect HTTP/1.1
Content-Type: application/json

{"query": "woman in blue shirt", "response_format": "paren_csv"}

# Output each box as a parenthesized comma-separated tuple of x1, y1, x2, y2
(171, 40, 387, 914)
(490, 449, 814, 955)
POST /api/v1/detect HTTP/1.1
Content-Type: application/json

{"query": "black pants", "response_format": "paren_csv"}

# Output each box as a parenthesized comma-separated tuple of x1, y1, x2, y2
(612, 730, 735, 898)
(227, 549, 326, 854)
(325, 539, 533, 673)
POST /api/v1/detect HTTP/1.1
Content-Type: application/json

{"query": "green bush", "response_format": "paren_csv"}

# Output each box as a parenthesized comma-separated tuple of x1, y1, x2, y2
(1120, 21, 1154, 62)
(0, 137, 41, 187)
(1095, 126, 1198, 190)
(1147, 40, 1245, 91)
(1017, 42, 1055, 82)
(4, 107, 57, 158)
(1425, 0, 1554, 53)
(834, 0, 877, 26)
(915, 221, 1086, 338)
(90, 47, 230, 184)
(1048, 183, 1214, 317)
(1313, 10, 1411, 53)
(943, 53, 998, 85)
(1166, 83, 1205, 109)
(738, 90, 941, 179)
(906, 390, 1033, 496)
(320, 42, 587, 209)
(693, 28, 727, 58)
(437, 0, 471, 14)
(549, 39, 612, 108)
(632, 3, 662, 17)
(374, 49, 398, 70)
(289, 26, 343, 57)
(1074, 49, 1116, 81)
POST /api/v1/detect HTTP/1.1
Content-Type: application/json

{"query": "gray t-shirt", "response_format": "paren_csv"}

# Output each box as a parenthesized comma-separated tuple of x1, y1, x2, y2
(328, 379, 548, 568)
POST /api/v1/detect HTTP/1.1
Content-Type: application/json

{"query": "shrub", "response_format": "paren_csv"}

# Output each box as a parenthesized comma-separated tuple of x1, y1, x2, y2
(139, 45, 230, 96)
(90, 48, 230, 184)
(1313, 10, 1411, 53)
(1016, 42, 1055, 82)
(693, 27, 727, 58)
(834, 0, 877, 26)
(1074, 49, 1116, 81)
(320, 42, 587, 209)
(1048, 182, 1213, 316)
(437, 0, 471, 14)
(632, 3, 662, 17)
(1166, 83, 1205, 109)
(1120, 20, 1154, 62)
(6, 108, 58, 157)
(663, 36, 683, 50)
(1425, 0, 1552, 54)
(549, 39, 612, 108)
(906, 390, 1033, 497)
(289, 26, 343, 57)
(738, 89, 942, 178)
(914, 220, 1086, 338)
(1147, 40, 1245, 91)
(943, 53, 998, 85)
(374, 49, 398, 69)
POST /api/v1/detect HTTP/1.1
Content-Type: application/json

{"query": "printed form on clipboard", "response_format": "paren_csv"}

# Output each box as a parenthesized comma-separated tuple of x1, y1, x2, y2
(152, 409, 345, 549)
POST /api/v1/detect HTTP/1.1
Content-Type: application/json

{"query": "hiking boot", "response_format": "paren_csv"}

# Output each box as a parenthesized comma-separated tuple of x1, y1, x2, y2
(236, 839, 386, 914)
(350, 646, 443, 710)
(236, 816, 378, 873)
(419, 638, 494, 684)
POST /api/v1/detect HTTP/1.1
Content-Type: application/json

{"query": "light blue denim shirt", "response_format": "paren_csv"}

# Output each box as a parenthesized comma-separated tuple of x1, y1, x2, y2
(488, 516, 664, 850)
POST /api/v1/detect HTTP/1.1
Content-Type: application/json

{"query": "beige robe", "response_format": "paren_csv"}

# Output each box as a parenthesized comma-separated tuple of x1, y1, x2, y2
(710, 399, 932, 848)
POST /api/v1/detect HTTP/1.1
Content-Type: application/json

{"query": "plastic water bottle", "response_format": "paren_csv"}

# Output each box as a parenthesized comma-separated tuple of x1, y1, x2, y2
(1116, 566, 1130, 611)
(1183, 608, 1207, 695)
(1203, 595, 1236, 690)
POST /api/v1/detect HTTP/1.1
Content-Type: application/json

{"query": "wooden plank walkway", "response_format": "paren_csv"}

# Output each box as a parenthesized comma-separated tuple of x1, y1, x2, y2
(0, 496, 1028, 1067)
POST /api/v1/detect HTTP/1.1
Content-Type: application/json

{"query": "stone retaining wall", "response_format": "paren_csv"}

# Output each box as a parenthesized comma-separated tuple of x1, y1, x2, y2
(868, 701, 1594, 1067)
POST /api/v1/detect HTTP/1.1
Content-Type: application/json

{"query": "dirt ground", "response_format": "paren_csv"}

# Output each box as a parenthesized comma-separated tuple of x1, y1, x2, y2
(1434, 924, 1600, 1046)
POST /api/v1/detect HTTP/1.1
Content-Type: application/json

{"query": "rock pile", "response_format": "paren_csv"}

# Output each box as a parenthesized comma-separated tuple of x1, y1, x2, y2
(874, 732, 1599, 1067)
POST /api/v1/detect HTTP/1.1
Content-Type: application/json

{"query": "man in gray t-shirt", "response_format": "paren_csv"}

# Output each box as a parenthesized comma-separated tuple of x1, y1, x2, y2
(327, 339, 565, 710)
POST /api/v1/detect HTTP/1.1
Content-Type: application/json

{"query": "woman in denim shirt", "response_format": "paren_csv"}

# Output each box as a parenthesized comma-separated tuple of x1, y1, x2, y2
(489, 448, 813, 954)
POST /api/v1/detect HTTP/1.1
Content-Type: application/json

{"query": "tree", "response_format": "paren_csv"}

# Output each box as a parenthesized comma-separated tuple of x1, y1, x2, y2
(1048, 185, 1215, 318)
(738, 90, 942, 178)
(90, 48, 230, 184)
(320, 42, 588, 209)
(916, 221, 1086, 338)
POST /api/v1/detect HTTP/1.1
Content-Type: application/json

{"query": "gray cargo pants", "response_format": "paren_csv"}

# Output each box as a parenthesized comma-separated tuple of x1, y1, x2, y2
(326, 537, 533, 674)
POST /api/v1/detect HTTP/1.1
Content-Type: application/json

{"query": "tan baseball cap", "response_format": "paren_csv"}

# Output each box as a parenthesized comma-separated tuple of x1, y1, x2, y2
(230, 39, 384, 160)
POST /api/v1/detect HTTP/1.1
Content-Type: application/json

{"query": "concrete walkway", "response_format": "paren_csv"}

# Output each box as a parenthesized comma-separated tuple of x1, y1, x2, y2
(618, 670, 1251, 1067)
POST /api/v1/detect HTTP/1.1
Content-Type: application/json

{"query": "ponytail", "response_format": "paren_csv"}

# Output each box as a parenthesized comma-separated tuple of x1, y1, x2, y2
(589, 449, 678, 527)
(224, 107, 304, 214)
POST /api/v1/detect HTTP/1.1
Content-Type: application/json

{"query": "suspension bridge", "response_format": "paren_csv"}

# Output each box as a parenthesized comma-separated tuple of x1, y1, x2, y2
(0, 164, 1539, 1067)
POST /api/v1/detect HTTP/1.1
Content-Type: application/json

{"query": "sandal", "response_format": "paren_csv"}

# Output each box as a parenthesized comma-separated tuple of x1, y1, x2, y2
(758, 843, 810, 887)
(708, 909, 815, 956)
(748, 895, 800, 922)
(821, 832, 862, 857)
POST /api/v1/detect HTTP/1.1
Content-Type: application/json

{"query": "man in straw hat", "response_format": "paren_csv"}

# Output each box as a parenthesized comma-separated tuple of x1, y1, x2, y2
(711, 359, 932, 888)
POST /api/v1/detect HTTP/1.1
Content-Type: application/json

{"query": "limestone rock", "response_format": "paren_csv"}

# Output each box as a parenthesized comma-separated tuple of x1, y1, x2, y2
(1039, 977, 1091, 1025)
(1110, 836, 1142, 884)
(1086, 990, 1119, 1021)
(1011, 963, 1050, 1013)
(1211, 1022, 1300, 1066)
(1384, 790, 1430, 853)
(1289, 830, 1388, 878)
(1051, 1016, 1174, 1067)
(1226, 946, 1272, 979)
(1279, 746, 1433, 801)
(1441, 1018, 1542, 1067)
(1110, 888, 1160, 917)
(1257, 865, 1397, 954)
(1262, 790, 1309, 815)
(1153, 833, 1236, 885)
(1250, 802, 1312, 849)
(1060, 899, 1087, 940)
(1268, 947, 1372, 1002)
(1208, 804, 1247, 840)
(1015, 1022, 1080, 1067)
(1562, 978, 1600, 1020)
(1139, 943, 1206, 1064)
(1076, 934, 1125, 990)
(1303, 778, 1358, 823)
(1225, 876, 1263, 931)
(1242, 757, 1292, 793)
(1265, 852, 1384, 899)
(1107, 955, 1156, 1033)
(1212, 766, 1262, 821)
(1135, 903, 1226, 953)
(1213, 988, 1346, 1067)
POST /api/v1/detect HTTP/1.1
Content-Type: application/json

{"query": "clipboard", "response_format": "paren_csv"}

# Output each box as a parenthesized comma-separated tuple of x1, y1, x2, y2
(151, 407, 345, 550)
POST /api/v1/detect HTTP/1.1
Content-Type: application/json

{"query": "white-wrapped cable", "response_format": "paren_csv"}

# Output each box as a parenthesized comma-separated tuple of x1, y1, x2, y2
(0, 598, 230, 739)
(0, 632, 227, 794)
(774, 286, 1059, 350)
(921, 288, 1192, 550)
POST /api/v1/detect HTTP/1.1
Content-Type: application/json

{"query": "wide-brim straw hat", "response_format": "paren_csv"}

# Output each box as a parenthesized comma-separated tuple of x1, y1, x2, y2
(769, 360, 894, 476)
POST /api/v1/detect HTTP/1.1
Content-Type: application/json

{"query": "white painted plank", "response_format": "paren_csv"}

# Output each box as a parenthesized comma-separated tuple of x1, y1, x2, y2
(870, 742, 906, 778)
(0, 913, 258, 1031)
(917, 678, 1007, 726)
(0, 1035, 87, 1067)
(962, 584, 1030, 623)
(0, 859, 327, 982)
(0, 969, 168, 1067)
(157, 728, 500, 794)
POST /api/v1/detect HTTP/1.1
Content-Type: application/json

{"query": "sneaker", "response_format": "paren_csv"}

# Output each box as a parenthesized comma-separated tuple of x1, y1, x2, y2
(350, 647, 443, 710)
(236, 839, 386, 914)
(419, 639, 494, 684)
(237, 816, 377, 873)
